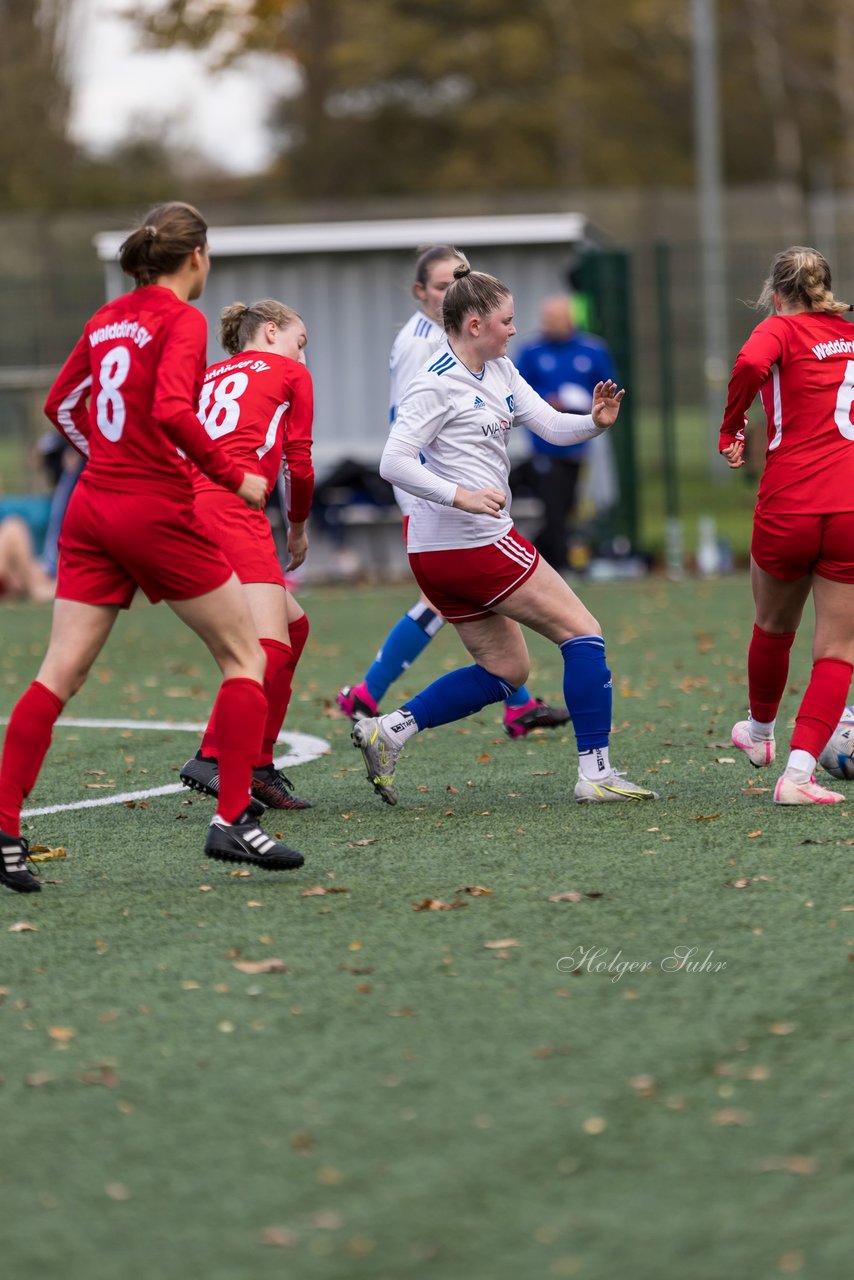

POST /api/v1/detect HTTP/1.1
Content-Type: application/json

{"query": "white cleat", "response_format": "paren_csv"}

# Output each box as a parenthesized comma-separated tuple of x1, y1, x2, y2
(352, 716, 404, 805)
(773, 774, 845, 806)
(732, 720, 776, 768)
(575, 770, 659, 803)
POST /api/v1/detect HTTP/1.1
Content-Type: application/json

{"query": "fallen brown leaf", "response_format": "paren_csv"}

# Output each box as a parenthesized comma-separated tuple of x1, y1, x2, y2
(261, 1226, 296, 1247)
(629, 1074, 657, 1098)
(232, 958, 287, 974)
(8, 922, 38, 933)
(758, 1155, 818, 1175)
(25, 1072, 53, 1087)
(456, 884, 493, 896)
(312, 1211, 343, 1231)
(712, 1108, 752, 1126)
(483, 938, 519, 949)
(48, 1026, 77, 1042)
(27, 846, 66, 862)
(548, 891, 583, 903)
(79, 1067, 119, 1088)
(412, 898, 466, 911)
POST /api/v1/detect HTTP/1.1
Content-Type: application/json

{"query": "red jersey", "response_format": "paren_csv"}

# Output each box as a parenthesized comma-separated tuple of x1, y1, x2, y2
(192, 350, 314, 523)
(44, 285, 244, 500)
(719, 311, 854, 513)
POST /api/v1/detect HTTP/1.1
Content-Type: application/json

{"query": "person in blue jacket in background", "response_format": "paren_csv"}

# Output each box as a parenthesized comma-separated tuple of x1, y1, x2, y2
(515, 295, 617, 571)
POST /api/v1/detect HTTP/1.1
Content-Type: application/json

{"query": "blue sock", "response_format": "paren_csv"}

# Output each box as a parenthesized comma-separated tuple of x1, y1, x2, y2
(559, 635, 611, 750)
(405, 665, 517, 730)
(364, 605, 443, 703)
(504, 685, 534, 709)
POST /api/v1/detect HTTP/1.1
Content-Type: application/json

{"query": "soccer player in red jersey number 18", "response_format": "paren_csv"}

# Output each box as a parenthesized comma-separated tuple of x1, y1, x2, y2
(179, 298, 315, 814)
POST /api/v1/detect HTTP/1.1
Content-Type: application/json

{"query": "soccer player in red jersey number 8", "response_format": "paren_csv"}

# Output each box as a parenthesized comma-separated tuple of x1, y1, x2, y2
(179, 299, 315, 813)
(351, 265, 658, 807)
(722, 246, 854, 804)
(0, 203, 305, 895)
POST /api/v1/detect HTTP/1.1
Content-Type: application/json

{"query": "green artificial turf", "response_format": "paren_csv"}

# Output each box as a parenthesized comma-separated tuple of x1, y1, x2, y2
(2, 577, 853, 1280)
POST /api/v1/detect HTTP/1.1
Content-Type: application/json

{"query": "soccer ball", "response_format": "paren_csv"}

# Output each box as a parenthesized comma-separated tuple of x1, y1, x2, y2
(818, 716, 854, 781)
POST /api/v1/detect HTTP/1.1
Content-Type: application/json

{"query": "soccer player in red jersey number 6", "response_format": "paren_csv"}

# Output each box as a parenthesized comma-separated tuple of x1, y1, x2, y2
(180, 298, 315, 812)
(351, 265, 657, 807)
(722, 246, 854, 804)
(0, 203, 305, 895)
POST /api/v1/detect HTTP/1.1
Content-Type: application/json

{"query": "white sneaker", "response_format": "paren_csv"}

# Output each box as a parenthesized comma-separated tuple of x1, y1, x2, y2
(732, 720, 776, 767)
(773, 774, 844, 805)
(575, 770, 659, 803)
(352, 716, 404, 805)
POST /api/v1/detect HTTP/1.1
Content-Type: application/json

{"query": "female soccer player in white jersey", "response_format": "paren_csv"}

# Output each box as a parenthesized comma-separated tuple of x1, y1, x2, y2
(722, 246, 854, 804)
(351, 265, 657, 807)
(336, 245, 568, 739)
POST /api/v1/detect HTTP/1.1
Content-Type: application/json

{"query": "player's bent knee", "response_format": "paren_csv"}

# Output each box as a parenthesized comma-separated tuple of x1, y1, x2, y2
(501, 661, 530, 689)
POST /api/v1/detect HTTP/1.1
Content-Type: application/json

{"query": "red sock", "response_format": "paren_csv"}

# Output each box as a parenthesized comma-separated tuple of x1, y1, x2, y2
(200, 616, 309, 764)
(209, 677, 266, 823)
(791, 657, 854, 759)
(748, 624, 797, 722)
(258, 638, 295, 766)
(288, 612, 310, 664)
(199, 714, 217, 760)
(0, 681, 64, 835)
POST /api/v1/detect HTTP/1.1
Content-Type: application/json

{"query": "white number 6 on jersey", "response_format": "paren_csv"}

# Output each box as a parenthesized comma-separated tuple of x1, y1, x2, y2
(835, 360, 854, 440)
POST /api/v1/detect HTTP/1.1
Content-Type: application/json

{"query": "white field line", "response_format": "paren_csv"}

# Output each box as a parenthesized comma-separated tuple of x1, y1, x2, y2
(0, 716, 330, 818)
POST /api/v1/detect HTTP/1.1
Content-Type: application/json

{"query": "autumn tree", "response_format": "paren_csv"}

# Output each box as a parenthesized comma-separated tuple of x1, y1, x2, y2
(130, 0, 854, 199)
(0, 0, 79, 207)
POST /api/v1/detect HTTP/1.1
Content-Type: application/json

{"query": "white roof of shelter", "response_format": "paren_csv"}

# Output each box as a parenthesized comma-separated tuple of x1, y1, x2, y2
(94, 211, 592, 261)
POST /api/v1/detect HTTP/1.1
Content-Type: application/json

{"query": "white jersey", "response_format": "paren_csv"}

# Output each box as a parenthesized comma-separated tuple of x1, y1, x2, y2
(381, 339, 604, 552)
(388, 310, 445, 517)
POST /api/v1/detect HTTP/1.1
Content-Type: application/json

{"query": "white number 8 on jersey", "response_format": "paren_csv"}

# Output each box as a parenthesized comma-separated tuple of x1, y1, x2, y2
(96, 345, 131, 441)
(197, 372, 250, 438)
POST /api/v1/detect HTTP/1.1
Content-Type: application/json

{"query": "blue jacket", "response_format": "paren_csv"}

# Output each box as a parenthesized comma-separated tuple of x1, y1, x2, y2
(515, 331, 616, 459)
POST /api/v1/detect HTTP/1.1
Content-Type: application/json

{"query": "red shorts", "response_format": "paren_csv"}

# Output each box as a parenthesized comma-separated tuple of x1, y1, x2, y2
(408, 528, 539, 621)
(752, 508, 854, 583)
(195, 489, 285, 587)
(57, 481, 233, 608)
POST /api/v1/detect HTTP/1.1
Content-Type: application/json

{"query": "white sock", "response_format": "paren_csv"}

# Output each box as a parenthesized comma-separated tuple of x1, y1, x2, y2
(785, 749, 816, 780)
(578, 746, 611, 780)
(379, 709, 420, 744)
(748, 716, 775, 740)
